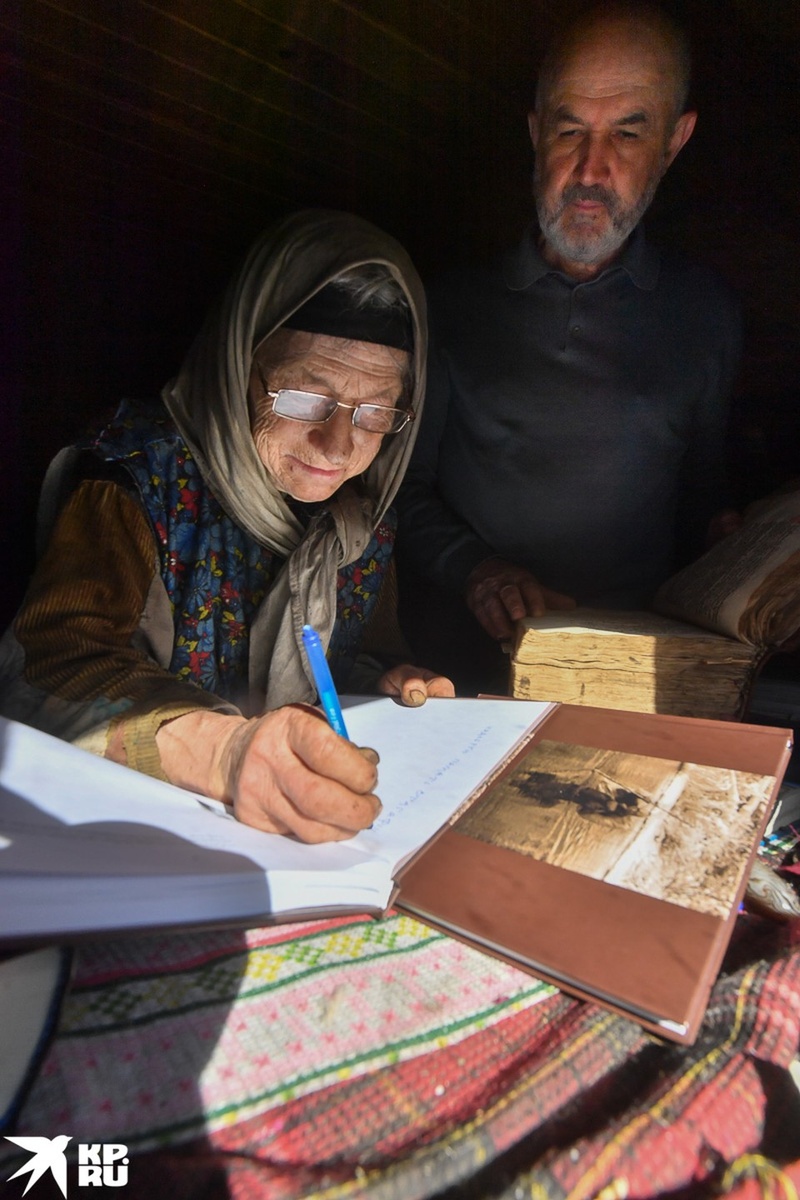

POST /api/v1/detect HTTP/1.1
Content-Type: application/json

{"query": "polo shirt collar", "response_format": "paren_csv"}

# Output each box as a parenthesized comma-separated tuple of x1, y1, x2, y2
(505, 221, 660, 291)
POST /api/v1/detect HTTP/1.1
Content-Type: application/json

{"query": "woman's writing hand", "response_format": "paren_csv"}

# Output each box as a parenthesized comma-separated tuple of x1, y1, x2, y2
(377, 664, 455, 707)
(156, 706, 381, 842)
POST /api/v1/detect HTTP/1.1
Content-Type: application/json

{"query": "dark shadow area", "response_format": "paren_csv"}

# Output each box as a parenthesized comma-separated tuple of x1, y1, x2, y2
(0, 790, 276, 944)
(746, 650, 800, 783)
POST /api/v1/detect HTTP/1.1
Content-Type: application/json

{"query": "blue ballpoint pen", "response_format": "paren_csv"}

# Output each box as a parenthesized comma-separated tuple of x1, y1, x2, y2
(301, 624, 350, 739)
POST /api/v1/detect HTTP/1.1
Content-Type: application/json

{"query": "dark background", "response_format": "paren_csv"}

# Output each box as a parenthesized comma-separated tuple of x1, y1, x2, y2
(2, 0, 799, 628)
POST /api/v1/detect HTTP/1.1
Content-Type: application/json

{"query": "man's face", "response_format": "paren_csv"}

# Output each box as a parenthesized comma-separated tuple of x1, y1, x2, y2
(249, 328, 408, 503)
(529, 24, 696, 276)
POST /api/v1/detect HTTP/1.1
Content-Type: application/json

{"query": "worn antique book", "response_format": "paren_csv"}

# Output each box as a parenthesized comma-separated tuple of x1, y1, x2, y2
(0, 699, 792, 1043)
(511, 486, 800, 719)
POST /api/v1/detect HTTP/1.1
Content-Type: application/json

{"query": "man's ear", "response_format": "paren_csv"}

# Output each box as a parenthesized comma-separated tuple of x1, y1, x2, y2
(527, 111, 540, 151)
(664, 109, 697, 170)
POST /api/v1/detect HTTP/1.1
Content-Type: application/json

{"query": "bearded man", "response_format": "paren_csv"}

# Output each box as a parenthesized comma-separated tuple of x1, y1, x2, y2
(396, 1, 741, 691)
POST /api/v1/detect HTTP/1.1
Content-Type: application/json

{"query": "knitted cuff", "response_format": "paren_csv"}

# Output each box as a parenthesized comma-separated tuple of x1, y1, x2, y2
(111, 704, 214, 782)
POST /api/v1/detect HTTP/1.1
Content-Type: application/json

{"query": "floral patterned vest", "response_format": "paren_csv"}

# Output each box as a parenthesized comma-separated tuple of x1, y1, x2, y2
(83, 401, 396, 701)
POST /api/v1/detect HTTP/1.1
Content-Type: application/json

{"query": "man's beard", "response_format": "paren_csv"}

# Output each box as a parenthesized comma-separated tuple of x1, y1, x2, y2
(535, 178, 660, 266)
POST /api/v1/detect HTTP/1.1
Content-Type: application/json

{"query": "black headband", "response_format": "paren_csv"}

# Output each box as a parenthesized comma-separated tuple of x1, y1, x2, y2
(282, 282, 414, 352)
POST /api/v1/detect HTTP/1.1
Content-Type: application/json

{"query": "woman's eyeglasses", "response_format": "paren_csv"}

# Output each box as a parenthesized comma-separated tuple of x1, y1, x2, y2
(263, 386, 414, 435)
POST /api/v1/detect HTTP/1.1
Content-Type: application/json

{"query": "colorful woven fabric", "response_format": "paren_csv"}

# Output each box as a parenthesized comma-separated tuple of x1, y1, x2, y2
(3, 846, 800, 1199)
(761, 821, 800, 865)
(120, 917, 800, 1200)
(1, 915, 551, 1155)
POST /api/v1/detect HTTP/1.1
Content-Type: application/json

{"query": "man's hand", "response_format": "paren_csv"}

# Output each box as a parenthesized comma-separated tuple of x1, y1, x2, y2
(156, 706, 381, 842)
(377, 664, 455, 707)
(465, 557, 576, 640)
(706, 507, 742, 548)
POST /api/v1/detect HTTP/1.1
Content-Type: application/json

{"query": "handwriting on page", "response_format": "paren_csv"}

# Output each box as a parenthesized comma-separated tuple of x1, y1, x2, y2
(367, 724, 496, 840)
(382, 726, 497, 818)
(337, 698, 554, 864)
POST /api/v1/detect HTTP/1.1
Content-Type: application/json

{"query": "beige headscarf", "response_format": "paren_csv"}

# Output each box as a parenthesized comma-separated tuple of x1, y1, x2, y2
(162, 209, 427, 712)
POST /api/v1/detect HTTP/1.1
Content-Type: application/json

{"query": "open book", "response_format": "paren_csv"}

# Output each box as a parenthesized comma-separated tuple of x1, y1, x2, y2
(0, 700, 792, 1043)
(511, 485, 800, 720)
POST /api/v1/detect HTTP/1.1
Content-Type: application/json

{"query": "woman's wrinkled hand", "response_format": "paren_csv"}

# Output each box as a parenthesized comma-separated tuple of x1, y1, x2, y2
(377, 664, 455, 707)
(156, 705, 381, 842)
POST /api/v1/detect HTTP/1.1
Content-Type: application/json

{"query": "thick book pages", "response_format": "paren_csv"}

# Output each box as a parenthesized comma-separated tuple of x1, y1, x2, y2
(653, 485, 800, 646)
(510, 609, 764, 720)
(0, 698, 553, 944)
(510, 485, 800, 720)
(395, 704, 792, 1045)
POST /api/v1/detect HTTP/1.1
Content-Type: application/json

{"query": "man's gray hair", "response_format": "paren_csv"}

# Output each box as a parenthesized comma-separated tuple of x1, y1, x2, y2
(535, 1, 692, 120)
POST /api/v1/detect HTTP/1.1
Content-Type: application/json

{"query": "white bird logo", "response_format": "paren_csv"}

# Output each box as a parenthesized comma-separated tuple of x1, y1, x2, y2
(4, 1136, 72, 1198)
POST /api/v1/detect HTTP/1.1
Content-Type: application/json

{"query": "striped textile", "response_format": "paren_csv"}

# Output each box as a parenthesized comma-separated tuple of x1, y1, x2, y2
(1, 915, 552, 1151)
(3, 867, 800, 1198)
(761, 820, 800, 864)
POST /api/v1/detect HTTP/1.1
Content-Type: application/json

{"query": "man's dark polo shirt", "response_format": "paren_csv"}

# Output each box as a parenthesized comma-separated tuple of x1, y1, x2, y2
(398, 224, 741, 609)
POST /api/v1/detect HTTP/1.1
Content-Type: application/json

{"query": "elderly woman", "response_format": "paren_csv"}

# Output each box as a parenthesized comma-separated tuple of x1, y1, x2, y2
(0, 209, 452, 841)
